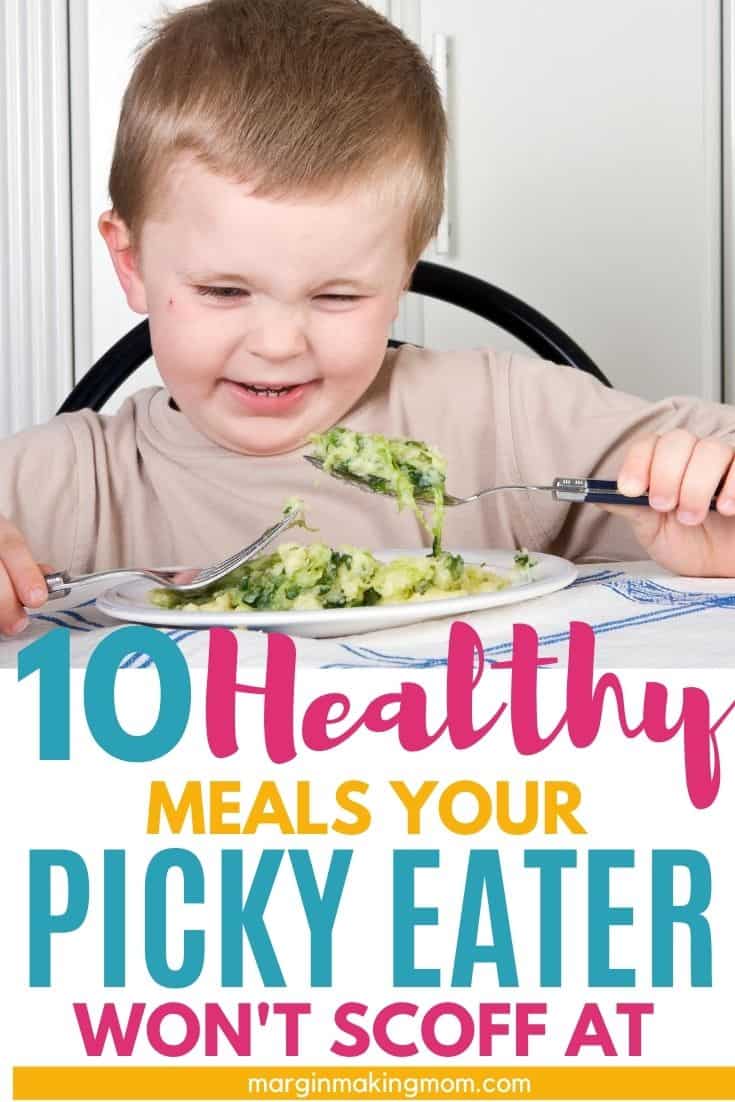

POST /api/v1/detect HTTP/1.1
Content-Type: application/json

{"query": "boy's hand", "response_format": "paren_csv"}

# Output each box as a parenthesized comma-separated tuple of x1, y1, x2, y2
(603, 429, 735, 577)
(0, 516, 50, 634)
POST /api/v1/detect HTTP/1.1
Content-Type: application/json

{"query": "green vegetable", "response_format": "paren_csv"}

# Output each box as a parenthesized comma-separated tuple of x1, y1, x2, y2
(309, 427, 448, 554)
(281, 496, 318, 533)
(151, 543, 512, 613)
(513, 548, 537, 572)
(151, 443, 541, 616)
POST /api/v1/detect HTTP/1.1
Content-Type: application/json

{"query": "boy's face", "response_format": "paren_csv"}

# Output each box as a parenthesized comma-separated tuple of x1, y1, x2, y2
(102, 157, 412, 455)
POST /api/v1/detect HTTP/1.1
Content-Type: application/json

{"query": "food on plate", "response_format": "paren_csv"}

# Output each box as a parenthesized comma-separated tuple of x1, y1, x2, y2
(150, 543, 532, 613)
(149, 423, 539, 615)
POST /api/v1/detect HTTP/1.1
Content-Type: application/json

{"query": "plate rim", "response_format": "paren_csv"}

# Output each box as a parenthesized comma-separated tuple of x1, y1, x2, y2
(95, 548, 577, 629)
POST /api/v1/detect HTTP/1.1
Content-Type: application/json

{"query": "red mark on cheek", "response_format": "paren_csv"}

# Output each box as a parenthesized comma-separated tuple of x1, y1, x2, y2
(168, 297, 174, 307)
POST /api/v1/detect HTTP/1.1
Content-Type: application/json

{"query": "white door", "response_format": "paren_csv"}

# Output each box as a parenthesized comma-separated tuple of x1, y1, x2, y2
(412, 0, 721, 401)
(725, 0, 735, 402)
(1, 0, 74, 436)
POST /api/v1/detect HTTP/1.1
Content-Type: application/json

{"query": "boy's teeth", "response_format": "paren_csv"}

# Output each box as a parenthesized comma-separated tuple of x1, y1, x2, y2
(243, 383, 295, 396)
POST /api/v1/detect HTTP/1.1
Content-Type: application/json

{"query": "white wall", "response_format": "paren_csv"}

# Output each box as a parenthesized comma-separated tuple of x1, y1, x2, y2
(72, 0, 723, 411)
(415, 0, 722, 401)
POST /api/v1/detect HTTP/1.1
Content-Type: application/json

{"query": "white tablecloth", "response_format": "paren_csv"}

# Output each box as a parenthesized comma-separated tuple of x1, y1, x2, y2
(2, 562, 734, 669)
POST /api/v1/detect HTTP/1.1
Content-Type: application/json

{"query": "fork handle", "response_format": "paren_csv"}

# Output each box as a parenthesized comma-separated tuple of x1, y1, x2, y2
(552, 477, 719, 509)
(42, 568, 158, 601)
(43, 571, 72, 599)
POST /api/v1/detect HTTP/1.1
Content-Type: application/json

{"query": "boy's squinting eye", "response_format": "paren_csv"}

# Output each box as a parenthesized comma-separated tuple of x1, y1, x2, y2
(195, 286, 248, 299)
(193, 286, 363, 305)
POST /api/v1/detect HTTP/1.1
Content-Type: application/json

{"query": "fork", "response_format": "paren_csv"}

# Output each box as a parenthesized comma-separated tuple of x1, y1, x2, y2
(41, 505, 303, 601)
(304, 457, 720, 510)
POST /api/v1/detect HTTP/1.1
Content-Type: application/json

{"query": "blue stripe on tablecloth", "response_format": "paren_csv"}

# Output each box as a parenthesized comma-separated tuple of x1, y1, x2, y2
(327, 593, 722, 669)
(121, 628, 207, 669)
(29, 612, 96, 632)
(60, 608, 110, 629)
(570, 569, 623, 586)
(29, 597, 110, 632)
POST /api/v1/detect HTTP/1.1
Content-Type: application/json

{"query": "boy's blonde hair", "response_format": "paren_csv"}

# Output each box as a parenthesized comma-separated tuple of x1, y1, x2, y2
(109, 0, 447, 268)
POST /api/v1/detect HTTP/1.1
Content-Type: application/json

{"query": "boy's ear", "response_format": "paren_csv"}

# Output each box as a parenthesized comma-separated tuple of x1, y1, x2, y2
(98, 210, 148, 314)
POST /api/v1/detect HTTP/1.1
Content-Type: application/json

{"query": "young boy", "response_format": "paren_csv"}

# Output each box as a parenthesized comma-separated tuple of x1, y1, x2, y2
(1, 0, 734, 637)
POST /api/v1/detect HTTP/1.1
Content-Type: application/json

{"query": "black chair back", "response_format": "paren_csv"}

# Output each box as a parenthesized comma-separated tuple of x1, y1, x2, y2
(58, 259, 609, 413)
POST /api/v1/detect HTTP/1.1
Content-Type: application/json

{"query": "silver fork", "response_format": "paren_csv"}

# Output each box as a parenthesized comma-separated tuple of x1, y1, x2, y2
(304, 457, 720, 510)
(42, 506, 303, 601)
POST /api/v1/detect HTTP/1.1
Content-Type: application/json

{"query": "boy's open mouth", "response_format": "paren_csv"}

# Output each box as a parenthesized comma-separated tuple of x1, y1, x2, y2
(242, 383, 299, 397)
(223, 377, 317, 411)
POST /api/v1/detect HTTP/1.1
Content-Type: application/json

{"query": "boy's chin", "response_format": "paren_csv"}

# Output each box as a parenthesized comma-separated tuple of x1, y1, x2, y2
(180, 389, 353, 456)
(204, 416, 316, 457)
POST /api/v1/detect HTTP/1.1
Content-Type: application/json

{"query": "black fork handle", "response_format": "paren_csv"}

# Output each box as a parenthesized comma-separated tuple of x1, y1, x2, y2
(563, 478, 719, 510)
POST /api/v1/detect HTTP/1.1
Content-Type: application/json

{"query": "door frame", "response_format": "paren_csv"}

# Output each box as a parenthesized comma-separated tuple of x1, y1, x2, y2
(0, 0, 74, 434)
(725, 0, 734, 401)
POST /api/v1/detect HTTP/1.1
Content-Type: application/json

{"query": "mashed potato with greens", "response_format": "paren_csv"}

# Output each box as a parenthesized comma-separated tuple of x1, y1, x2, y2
(309, 426, 447, 554)
(150, 431, 538, 614)
(151, 543, 516, 613)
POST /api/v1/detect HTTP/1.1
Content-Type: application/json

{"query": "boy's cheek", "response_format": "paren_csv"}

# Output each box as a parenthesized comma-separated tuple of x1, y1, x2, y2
(152, 288, 206, 323)
(321, 304, 394, 360)
(150, 304, 236, 359)
(149, 338, 221, 396)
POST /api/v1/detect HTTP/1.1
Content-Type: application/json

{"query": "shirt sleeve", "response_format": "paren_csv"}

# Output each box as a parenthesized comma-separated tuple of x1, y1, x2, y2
(0, 416, 81, 570)
(504, 354, 735, 562)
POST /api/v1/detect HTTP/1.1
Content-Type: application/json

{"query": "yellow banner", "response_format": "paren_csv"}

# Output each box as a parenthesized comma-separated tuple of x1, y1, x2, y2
(12, 1065, 735, 1100)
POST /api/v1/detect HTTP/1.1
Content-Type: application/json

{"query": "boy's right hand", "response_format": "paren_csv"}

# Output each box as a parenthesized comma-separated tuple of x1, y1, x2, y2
(0, 516, 50, 635)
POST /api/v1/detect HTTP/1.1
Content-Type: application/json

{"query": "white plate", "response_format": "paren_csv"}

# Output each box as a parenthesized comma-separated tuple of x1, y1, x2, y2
(96, 549, 576, 638)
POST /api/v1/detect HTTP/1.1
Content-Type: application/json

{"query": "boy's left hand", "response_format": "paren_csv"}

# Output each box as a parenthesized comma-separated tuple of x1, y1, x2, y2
(603, 429, 735, 577)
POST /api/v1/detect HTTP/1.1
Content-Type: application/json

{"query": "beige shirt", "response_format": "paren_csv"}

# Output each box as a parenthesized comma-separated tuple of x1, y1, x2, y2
(3, 345, 735, 573)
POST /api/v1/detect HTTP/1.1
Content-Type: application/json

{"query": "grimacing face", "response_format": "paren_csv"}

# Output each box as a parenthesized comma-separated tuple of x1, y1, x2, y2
(100, 157, 412, 455)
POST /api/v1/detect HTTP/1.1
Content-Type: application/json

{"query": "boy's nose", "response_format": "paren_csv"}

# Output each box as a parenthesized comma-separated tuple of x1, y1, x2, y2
(245, 306, 308, 361)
